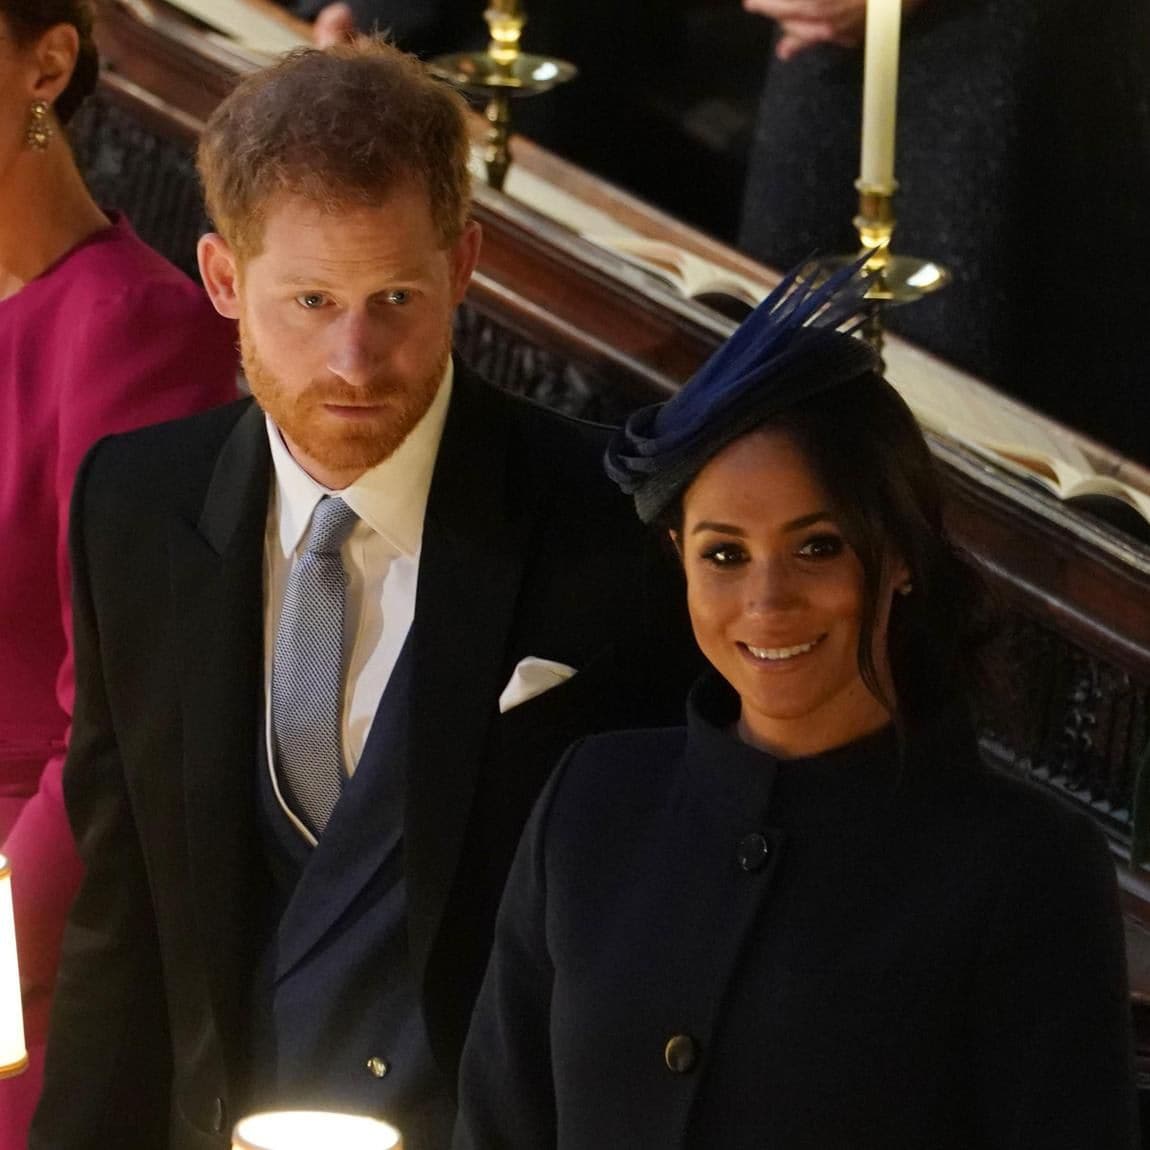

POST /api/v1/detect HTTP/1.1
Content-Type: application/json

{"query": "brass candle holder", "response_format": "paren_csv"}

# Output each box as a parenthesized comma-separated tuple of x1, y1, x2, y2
(825, 181, 950, 358)
(429, 1, 576, 191)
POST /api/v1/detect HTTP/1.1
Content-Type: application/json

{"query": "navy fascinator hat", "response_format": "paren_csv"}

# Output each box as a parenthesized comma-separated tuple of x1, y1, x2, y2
(604, 260, 881, 524)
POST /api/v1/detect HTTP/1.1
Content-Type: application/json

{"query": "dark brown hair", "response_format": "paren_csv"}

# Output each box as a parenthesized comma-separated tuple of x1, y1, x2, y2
(197, 37, 472, 260)
(1, 0, 98, 124)
(770, 375, 995, 730)
(663, 373, 996, 733)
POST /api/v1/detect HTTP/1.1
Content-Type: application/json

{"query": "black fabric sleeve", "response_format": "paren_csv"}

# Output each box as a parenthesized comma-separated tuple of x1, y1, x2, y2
(30, 441, 173, 1149)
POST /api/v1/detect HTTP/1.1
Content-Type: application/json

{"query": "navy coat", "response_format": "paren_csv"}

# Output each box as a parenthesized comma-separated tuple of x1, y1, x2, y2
(455, 673, 1138, 1149)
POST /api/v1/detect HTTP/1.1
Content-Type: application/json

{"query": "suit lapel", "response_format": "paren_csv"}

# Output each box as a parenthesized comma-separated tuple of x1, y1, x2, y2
(405, 366, 543, 980)
(168, 401, 271, 1053)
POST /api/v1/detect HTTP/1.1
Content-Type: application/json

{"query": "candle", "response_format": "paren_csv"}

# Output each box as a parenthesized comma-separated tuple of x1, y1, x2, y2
(0, 855, 27, 1080)
(232, 1111, 402, 1150)
(485, 0, 525, 60)
(859, 0, 901, 190)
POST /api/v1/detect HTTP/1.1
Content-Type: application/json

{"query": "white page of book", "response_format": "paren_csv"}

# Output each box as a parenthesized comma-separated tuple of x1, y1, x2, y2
(161, 0, 306, 53)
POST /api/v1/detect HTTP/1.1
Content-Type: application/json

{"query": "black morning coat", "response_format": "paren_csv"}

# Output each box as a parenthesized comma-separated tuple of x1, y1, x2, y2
(30, 362, 698, 1150)
(454, 672, 1140, 1150)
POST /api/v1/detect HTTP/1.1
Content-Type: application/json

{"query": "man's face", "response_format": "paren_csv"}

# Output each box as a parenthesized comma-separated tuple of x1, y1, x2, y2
(202, 185, 480, 489)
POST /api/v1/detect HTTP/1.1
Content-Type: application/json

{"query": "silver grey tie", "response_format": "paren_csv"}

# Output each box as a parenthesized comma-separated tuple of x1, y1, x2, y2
(271, 495, 360, 836)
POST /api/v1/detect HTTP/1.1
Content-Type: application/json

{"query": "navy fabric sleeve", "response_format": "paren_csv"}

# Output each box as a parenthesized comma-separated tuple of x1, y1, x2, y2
(970, 799, 1138, 1149)
(452, 742, 589, 1149)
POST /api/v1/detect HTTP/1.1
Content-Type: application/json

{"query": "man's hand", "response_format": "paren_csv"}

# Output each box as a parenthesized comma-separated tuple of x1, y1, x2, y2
(313, 2, 357, 46)
(743, 0, 923, 60)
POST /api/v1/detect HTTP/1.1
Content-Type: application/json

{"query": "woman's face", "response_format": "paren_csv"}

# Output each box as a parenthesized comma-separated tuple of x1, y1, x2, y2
(676, 427, 904, 758)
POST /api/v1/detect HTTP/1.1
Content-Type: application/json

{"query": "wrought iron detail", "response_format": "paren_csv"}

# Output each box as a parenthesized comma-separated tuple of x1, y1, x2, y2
(978, 616, 1148, 842)
(453, 305, 634, 424)
(71, 94, 210, 283)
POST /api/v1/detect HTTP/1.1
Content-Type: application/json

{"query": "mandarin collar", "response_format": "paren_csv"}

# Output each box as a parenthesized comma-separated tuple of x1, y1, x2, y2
(682, 671, 912, 829)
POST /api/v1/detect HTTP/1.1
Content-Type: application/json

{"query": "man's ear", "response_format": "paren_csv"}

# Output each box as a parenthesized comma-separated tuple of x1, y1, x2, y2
(197, 233, 241, 320)
(30, 24, 79, 107)
(448, 219, 482, 304)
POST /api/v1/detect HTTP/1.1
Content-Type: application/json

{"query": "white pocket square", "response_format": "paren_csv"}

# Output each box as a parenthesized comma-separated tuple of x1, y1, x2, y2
(498, 657, 577, 714)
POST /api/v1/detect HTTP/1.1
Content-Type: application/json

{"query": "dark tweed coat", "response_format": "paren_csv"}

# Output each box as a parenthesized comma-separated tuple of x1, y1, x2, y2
(739, 0, 1150, 464)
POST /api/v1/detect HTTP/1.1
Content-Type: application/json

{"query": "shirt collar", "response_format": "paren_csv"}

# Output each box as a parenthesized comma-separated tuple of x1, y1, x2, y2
(267, 358, 454, 558)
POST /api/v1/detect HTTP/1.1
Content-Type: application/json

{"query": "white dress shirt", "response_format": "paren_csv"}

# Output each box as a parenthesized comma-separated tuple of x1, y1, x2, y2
(263, 363, 453, 843)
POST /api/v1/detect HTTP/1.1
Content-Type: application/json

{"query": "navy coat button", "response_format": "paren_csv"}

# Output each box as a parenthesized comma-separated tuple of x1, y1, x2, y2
(737, 832, 770, 871)
(210, 1097, 227, 1134)
(664, 1034, 698, 1074)
(367, 1056, 390, 1078)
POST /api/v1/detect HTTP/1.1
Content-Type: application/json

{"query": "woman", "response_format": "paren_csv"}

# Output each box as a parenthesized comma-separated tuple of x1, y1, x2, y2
(452, 267, 1138, 1148)
(0, 2, 236, 1140)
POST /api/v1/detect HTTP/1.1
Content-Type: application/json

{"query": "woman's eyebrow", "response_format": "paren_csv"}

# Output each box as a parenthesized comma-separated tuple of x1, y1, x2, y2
(689, 511, 832, 536)
(783, 511, 833, 532)
(690, 520, 746, 536)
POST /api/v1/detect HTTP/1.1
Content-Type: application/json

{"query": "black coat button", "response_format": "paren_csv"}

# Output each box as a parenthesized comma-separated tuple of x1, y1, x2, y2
(210, 1097, 227, 1135)
(664, 1033, 699, 1074)
(737, 832, 770, 871)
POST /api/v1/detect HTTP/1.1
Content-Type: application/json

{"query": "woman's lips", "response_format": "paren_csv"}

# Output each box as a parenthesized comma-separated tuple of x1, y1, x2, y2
(739, 634, 827, 663)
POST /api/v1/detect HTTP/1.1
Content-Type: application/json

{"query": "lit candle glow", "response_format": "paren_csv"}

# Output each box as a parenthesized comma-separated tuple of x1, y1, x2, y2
(0, 855, 27, 1080)
(232, 1111, 402, 1150)
(859, 0, 902, 190)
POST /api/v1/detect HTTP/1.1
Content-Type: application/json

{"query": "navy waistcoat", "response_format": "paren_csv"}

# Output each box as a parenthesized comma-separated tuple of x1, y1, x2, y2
(250, 639, 455, 1148)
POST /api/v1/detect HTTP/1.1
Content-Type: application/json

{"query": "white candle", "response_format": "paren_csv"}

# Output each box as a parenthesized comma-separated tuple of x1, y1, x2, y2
(859, 0, 902, 189)
(0, 856, 27, 1080)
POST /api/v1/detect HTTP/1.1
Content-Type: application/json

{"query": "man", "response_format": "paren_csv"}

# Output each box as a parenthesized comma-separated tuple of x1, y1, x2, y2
(32, 41, 694, 1150)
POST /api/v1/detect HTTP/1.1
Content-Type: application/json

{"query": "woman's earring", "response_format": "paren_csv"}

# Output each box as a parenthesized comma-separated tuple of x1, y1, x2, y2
(897, 581, 913, 597)
(26, 99, 53, 151)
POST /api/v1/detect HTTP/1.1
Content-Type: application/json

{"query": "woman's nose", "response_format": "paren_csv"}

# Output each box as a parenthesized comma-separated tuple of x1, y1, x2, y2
(745, 556, 801, 612)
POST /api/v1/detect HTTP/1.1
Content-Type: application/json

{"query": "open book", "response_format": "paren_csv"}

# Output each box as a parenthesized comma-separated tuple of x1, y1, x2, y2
(975, 444, 1150, 538)
(884, 348, 1150, 541)
(588, 237, 765, 319)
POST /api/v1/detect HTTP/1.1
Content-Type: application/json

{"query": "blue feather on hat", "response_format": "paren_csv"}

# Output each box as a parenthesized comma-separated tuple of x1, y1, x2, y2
(605, 257, 879, 522)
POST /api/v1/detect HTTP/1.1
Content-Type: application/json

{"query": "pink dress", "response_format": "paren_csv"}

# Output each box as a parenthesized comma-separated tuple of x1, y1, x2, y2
(0, 213, 237, 1142)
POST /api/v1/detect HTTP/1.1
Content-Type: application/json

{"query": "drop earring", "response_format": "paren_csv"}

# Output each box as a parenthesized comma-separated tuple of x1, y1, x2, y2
(26, 99, 53, 151)
(897, 581, 913, 597)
